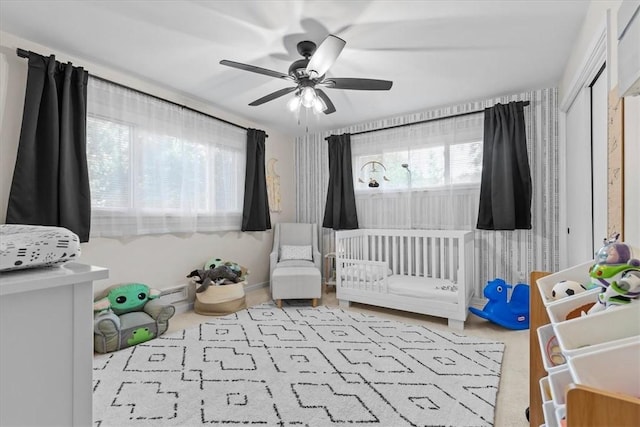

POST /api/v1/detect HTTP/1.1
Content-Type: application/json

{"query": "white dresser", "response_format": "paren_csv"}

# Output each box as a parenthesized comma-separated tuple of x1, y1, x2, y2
(0, 262, 108, 426)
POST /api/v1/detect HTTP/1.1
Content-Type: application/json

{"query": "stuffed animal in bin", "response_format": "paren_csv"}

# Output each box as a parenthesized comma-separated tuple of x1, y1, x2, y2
(187, 265, 241, 292)
(584, 233, 640, 314)
(588, 269, 640, 314)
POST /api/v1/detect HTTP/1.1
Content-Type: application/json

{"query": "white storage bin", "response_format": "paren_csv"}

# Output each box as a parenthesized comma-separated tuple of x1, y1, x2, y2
(536, 260, 595, 306)
(542, 400, 558, 427)
(555, 406, 566, 427)
(537, 323, 567, 373)
(548, 367, 572, 407)
(546, 288, 600, 323)
(554, 303, 640, 358)
(568, 340, 640, 398)
(540, 376, 552, 402)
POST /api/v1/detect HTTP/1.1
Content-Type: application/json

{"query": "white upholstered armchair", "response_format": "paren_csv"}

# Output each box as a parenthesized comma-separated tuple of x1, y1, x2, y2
(269, 223, 322, 307)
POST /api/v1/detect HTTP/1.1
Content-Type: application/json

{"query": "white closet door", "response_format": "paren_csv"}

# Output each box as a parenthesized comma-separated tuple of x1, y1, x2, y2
(565, 89, 593, 266)
(565, 65, 608, 267)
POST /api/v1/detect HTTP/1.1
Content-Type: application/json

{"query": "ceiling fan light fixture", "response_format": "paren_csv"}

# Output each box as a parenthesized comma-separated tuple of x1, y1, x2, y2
(300, 86, 317, 108)
(313, 96, 325, 113)
(286, 95, 301, 112)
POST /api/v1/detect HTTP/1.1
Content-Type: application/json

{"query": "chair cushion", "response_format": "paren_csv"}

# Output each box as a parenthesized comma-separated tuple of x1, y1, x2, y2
(271, 266, 321, 300)
(280, 245, 312, 261)
(278, 223, 314, 246)
(276, 260, 315, 268)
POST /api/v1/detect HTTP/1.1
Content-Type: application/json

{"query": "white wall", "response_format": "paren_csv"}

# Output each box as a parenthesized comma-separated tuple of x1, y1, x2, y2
(559, 0, 640, 256)
(560, 0, 622, 99)
(0, 31, 297, 294)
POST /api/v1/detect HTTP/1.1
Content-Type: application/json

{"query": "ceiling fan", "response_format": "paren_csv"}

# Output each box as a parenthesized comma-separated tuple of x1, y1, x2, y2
(220, 35, 393, 115)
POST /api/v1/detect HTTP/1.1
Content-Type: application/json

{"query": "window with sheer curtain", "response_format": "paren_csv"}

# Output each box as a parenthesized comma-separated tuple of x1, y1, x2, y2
(86, 77, 246, 237)
(351, 113, 484, 229)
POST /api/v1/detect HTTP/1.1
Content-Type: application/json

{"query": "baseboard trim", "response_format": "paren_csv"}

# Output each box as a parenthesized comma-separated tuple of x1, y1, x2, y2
(245, 281, 268, 292)
(172, 300, 194, 315)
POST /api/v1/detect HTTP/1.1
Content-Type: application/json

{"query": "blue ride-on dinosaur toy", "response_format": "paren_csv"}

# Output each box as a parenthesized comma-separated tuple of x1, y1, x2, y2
(468, 278, 530, 330)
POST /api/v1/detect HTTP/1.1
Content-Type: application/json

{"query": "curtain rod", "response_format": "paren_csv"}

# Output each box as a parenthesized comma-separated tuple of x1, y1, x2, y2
(325, 100, 530, 140)
(16, 48, 267, 137)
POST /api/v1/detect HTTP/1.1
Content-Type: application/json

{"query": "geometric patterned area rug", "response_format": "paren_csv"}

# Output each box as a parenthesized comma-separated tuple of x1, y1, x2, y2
(93, 303, 505, 426)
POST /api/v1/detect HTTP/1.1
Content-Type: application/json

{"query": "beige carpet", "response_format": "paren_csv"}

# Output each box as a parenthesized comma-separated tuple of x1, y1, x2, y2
(168, 286, 530, 427)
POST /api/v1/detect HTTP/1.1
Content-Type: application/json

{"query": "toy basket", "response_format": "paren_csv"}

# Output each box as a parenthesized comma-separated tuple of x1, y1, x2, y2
(194, 281, 247, 315)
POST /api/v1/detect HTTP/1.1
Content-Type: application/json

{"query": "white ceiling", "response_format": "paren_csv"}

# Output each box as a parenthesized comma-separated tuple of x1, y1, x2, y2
(0, 0, 589, 136)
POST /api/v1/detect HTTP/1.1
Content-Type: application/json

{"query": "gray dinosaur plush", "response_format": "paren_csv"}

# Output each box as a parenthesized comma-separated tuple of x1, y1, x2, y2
(187, 265, 240, 293)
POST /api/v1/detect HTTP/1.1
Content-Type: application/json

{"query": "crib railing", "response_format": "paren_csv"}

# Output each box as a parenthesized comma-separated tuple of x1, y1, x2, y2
(336, 229, 473, 287)
(337, 258, 388, 293)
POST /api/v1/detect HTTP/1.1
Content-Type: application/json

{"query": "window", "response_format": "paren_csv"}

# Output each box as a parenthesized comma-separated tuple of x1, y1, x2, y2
(351, 113, 483, 229)
(353, 116, 483, 192)
(86, 77, 246, 237)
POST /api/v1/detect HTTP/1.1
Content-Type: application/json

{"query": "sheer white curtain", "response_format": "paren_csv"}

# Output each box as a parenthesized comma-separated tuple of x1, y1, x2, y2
(86, 77, 246, 237)
(351, 113, 483, 230)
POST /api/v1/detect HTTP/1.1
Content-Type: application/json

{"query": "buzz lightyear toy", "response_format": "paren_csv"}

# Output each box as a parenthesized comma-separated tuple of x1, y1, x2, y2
(588, 233, 640, 314)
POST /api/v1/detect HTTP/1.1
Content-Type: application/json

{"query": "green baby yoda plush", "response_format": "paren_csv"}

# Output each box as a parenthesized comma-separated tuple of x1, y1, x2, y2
(94, 283, 161, 315)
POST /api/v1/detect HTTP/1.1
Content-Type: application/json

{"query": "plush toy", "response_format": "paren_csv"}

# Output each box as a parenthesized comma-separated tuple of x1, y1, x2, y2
(587, 234, 640, 314)
(205, 257, 244, 277)
(588, 269, 640, 314)
(551, 280, 587, 300)
(93, 282, 161, 315)
(93, 283, 174, 353)
(589, 234, 640, 288)
(187, 265, 242, 293)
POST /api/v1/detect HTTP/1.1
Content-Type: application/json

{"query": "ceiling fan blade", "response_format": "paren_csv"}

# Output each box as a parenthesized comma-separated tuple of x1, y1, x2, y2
(220, 60, 290, 80)
(249, 87, 298, 106)
(315, 89, 336, 114)
(323, 78, 393, 91)
(305, 35, 346, 78)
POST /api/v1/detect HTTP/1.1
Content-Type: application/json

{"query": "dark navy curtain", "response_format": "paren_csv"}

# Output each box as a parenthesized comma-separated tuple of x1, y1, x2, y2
(323, 133, 359, 230)
(241, 128, 271, 231)
(477, 101, 532, 230)
(6, 52, 91, 241)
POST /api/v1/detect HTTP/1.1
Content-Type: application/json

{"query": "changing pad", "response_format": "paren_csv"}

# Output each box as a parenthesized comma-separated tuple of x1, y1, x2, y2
(0, 224, 81, 271)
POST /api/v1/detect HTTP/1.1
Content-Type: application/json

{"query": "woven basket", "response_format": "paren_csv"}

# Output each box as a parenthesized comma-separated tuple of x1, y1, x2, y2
(194, 280, 247, 316)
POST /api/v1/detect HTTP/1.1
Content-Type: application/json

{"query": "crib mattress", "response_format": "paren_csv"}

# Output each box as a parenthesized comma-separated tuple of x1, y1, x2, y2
(0, 224, 81, 271)
(387, 275, 459, 304)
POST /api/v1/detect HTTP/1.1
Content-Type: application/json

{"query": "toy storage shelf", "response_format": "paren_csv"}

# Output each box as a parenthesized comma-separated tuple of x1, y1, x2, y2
(529, 269, 640, 427)
(0, 262, 108, 426)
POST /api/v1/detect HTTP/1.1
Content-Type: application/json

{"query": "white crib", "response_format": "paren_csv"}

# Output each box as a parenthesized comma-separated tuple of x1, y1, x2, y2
(335, 229, 474, 330)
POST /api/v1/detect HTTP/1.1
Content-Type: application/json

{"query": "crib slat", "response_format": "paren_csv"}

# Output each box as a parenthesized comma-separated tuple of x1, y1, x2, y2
(431, 237, 437, 278)
(423, 237, 428, 278)
(406, 236, 412, 276)
(449, 237, 455, 281)
(415, 237, 420, 276)
(386, 235, 390, 272)
(401, 236, 406, 275)
(440, 237, 446, 279)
